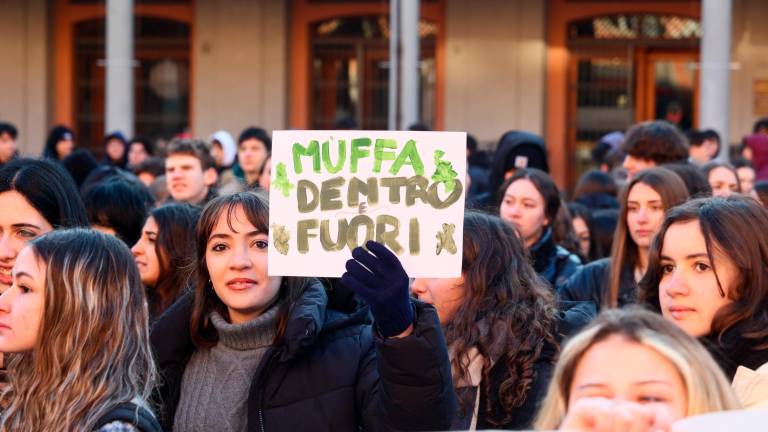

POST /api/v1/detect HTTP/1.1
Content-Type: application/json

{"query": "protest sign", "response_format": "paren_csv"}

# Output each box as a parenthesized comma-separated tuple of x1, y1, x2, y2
(268, 130, 466, 278)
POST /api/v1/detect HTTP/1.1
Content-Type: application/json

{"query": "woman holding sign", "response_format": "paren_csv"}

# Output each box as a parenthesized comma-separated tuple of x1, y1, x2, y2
(498, 168, 582, 289)
(640, 196, 768, 408)
(411, 210, 561, 430)
(151, 191, 455, 431)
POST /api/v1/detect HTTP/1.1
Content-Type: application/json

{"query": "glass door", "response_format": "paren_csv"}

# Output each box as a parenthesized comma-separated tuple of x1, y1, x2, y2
(567, 52, 634, 185)
(644, 52, 698, 130)
(310, 15, 437, 130)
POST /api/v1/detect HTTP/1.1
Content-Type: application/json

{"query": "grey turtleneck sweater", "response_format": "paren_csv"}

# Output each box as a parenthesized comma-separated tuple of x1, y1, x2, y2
(173, 305, 279, 432)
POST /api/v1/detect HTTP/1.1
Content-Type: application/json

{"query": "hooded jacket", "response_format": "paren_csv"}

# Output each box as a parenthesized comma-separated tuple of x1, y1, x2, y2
(488, 131, 548, 200)
(43, 125, 75, 160)
(151, 281, 456, 431)
(102, 131, 128, 169)
(209, 130, 237, 169)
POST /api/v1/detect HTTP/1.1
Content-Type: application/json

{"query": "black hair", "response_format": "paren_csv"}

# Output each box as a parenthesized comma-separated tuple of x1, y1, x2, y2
(0, 122, 18, 140)
(497, 168, 561, 223)
(407, 122, 430, 131)
(662, 162, 712, 198)
(332, 117, 358, 130)
(573, 170, 618, 200)
(129, 136, 155, 156)
(686, 129, 707, 147)
(753, 117, 768, 134)
(731, 157, 753, 170)
(0, 158, 89, 228)
(84, 177, 154, 246)
(101, 131, 128, 169)
(237, 127, 272, 152)
(755, 180, 768, 208)
(567, 202, 600, 261)
(591, 208, 619, 260)
(62, 149, 100, 189)
(133, 157, 166, 178)
(702, 129, 721, 143)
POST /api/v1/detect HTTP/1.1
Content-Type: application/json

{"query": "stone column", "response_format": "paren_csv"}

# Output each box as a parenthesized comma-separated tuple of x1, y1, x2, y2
(399, 0, 420, 129)
(105, 0, 134, 136)
(388, 0, 400, 130)
(699, 0, 732, 159)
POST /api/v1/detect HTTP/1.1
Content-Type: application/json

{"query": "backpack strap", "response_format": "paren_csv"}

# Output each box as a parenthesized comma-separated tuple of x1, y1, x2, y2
(93, 402, 162, 432)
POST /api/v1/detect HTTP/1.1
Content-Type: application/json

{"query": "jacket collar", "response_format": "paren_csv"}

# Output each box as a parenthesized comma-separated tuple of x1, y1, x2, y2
(279, 280, 370, 362)
(702, 328, 768, 380)
(530, 227, 556, 273)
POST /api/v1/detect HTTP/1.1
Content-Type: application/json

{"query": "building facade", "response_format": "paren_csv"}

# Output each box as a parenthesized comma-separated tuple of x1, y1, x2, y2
(1, 0, 767, 188)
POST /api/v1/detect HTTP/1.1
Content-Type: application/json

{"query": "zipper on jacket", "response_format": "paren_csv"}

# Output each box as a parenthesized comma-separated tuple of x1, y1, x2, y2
(255, 349, 280, 432)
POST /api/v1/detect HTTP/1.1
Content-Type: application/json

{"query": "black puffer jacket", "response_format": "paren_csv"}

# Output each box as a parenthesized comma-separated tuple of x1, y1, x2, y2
(151, 281, 456, 431)
(530, 228, 582, 290)
(557, 258, 636, 312)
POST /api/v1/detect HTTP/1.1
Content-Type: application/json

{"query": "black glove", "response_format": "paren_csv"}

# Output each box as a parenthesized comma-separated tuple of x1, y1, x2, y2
(341, 240, 414, 337)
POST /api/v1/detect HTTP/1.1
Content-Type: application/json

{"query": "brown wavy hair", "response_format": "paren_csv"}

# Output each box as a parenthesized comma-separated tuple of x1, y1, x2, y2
(148, 203, 201, 317)
(639, 195, 768, 346)
(606, 167, 689, 307)
(445, 210, 558, 425)
(190, 191, 309, 349)
(0, 229, 156, 430)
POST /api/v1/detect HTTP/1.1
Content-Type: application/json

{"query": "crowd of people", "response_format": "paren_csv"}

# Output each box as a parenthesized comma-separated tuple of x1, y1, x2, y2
(0, 117, 766, 431)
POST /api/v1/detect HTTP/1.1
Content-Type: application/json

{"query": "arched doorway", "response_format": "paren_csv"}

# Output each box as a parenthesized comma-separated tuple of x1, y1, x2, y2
(546, 0, 701, 189)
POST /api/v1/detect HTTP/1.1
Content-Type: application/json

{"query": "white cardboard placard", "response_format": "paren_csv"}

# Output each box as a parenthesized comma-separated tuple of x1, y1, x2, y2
(268, 130, 466, 278)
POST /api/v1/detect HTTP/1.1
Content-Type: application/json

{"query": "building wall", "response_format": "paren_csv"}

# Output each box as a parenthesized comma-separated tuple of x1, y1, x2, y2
(731, 0, 768, 143)
(0, 0, 48, 155)
(443, 0, 546, 148)
(193, 0, 287, 140)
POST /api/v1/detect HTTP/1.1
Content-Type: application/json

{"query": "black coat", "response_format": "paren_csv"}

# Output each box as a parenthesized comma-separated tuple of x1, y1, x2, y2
(702, 325, 768, 380)
(557, 258, 636, 313)
(530, 228, 582, 291)
(151, 281, 456, 431)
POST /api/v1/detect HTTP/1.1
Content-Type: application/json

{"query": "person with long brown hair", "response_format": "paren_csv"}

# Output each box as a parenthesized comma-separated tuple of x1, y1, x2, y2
(640, 196, 768, 408)
(151, 191, 455, 431)
(132, 203, 201, 320)
(411, 210, 559, 429)
(559, 167, 689, 311)
(0, 229, 159, 431)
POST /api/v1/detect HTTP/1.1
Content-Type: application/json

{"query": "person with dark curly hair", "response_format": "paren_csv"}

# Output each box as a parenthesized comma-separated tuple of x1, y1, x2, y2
(621, 120, 689, 180)
(411, 210, 561, 430)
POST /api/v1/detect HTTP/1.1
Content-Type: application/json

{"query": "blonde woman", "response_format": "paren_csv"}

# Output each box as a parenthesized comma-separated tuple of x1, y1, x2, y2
(535, 308, 739, 431)
(0, 229, 160, 431)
